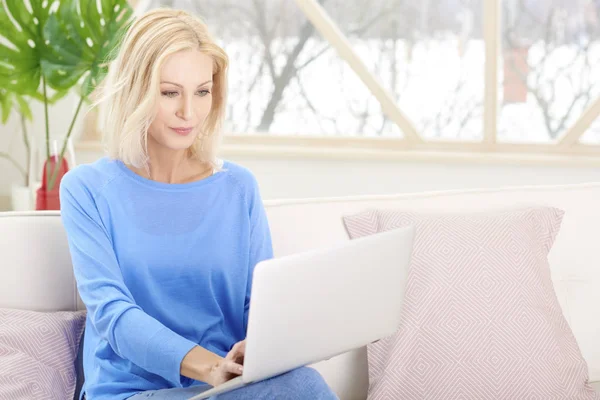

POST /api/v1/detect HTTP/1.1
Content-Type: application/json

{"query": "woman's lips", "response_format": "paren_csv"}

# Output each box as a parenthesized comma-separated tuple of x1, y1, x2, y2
(171, 127, 193, 136)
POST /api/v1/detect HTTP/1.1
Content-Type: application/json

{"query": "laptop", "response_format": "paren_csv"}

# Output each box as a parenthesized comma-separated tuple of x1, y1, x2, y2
(189, 225, 415, 399)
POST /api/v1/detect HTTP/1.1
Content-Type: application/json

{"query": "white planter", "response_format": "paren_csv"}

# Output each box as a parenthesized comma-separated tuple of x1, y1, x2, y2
(10, 184, 33, 211)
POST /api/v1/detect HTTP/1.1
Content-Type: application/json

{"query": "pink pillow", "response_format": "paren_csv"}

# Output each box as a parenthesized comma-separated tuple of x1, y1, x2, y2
(0, 308, 86, 400)
(343, 207, 599, 400)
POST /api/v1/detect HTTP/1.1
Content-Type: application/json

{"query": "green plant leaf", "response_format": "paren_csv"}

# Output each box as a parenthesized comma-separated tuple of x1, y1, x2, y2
(0, 0, 54, 96)
(0, 90, 12, 123)
(43, 0, 133, 97)
(48, 87, 70, 104)
(0, 90, 35, 123)
(15, 94, 32, 121)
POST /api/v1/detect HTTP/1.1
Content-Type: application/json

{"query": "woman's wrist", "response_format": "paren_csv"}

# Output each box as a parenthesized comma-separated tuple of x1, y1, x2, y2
(180, 345, 223, 386)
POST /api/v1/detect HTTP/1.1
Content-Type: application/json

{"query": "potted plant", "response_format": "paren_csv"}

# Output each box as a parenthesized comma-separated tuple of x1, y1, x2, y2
(0, 0, 133, 210)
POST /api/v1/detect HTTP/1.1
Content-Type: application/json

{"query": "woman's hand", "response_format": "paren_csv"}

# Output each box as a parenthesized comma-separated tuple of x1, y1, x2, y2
(207, 340, 246, 387)
(228, 339, 246, 366)
(180, 344, 243, 387)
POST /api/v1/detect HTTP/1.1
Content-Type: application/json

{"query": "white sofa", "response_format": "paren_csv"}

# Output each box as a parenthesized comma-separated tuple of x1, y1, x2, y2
(1, 182, 599, 399)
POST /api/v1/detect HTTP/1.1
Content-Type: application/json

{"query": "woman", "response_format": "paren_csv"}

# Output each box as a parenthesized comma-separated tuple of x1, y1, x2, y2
(60, 8, 338, 400)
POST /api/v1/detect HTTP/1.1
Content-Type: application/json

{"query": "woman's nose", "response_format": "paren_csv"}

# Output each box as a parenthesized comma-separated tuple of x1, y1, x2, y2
(177, 96, 194, 120)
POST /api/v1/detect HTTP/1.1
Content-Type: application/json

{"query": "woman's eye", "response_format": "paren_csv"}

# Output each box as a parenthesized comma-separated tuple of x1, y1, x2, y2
(161, 91, 178, 98)
(197, 89, 211, 97)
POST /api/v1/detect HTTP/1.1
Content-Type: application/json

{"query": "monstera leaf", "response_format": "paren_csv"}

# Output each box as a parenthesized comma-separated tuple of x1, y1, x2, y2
(0, 1, 82, 108)
(0, 89, 32, 123)
(0, 0, 54, 95)
(0, 0, 132, 98)
(43, 0, 134, 97)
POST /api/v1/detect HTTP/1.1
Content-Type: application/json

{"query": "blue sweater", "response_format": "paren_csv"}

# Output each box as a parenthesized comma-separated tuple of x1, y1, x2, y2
(59, 157, 273, 400)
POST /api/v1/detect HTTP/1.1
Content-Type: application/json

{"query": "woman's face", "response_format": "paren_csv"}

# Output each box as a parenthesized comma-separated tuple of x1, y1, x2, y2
(147, 49, 214, 153)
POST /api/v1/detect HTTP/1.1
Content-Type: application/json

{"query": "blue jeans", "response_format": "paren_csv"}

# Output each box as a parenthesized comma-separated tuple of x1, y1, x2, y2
(127, 367, 338, 400)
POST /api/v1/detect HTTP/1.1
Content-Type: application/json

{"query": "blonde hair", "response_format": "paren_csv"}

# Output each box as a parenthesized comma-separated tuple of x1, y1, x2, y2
(97, 8, 229, 171)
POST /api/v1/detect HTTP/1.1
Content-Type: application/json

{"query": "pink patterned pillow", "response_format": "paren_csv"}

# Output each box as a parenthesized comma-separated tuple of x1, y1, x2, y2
(0, 308, 86, 400)
(343, 207, 599, 400)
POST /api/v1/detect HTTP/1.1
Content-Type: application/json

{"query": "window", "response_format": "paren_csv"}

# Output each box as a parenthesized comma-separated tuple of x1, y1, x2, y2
(499, 0, 600, 143)
(330, 0, 485, 142)
(140, 0, 600, 158)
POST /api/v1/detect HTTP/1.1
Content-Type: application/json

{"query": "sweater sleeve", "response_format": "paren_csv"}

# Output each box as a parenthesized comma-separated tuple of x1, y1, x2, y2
(59, 171, 198, 386)
(243, 174, 274, 333)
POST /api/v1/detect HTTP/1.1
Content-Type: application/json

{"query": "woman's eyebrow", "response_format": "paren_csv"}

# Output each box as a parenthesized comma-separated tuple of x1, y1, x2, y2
(160, 80, 213, 88)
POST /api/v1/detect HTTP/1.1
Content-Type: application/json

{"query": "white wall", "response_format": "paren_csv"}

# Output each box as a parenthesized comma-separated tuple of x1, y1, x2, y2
(0, 112, 28, 191)
(235, 157, 600, 199)
(75, 149, 600, 201)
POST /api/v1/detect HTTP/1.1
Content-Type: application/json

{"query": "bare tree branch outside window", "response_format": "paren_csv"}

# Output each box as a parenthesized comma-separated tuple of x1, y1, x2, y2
(500, 0, 600, 143)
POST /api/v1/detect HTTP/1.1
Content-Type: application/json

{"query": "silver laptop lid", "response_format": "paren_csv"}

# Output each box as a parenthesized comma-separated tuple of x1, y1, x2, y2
(243, 225, 415, 382)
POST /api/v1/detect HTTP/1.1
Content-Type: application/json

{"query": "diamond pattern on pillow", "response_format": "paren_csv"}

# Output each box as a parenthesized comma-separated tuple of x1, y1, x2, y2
(0, 308, 86, 400)
(343, 206, 599, 400)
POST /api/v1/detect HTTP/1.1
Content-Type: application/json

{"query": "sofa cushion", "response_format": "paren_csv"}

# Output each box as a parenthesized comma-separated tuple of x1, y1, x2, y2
(0, 308, 86, 400)
(343, 206, 598, 399)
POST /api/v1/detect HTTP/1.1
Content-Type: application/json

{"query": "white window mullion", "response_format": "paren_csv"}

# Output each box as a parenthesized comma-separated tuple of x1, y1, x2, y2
(557, 98, 600, 147)
(292, 0, 422, 144)
(483, 0, 500, 147)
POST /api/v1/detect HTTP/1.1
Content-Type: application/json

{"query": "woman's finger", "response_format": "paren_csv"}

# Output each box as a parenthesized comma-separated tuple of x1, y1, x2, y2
(226, 342, 241, 360)
(227, 340, 246, 361)
(231, 341, 245, 364)
(224, 360, 244, 375)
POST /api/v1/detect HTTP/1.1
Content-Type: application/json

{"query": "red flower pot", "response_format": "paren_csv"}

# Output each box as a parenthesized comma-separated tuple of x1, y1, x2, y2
(35, 155, 69, 211)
